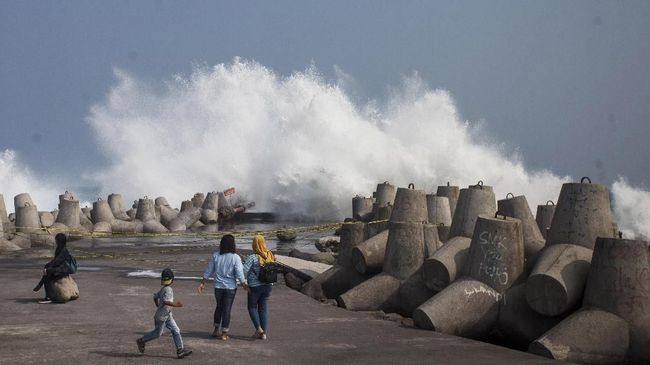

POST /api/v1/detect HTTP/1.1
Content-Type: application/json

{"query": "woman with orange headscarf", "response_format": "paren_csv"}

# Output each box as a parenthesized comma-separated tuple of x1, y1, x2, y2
(242, 234, 275, 340)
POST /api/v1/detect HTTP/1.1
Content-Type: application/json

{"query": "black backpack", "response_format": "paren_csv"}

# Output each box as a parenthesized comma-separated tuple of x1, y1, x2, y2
(257, 262, 279, 284)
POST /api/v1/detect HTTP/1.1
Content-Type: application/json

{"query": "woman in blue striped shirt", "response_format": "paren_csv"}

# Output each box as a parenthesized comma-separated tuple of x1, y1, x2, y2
(242, 234, 275, 340)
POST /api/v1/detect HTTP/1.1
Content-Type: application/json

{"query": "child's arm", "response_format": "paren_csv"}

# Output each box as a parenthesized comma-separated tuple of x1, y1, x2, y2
(153, 293, 159, 306)
(163, 299, 183, 307)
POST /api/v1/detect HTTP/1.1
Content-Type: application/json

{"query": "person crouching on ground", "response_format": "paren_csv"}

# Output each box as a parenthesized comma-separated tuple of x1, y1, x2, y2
(33, 233, 76, 303)
(243, 234, 275, 340)
(198, 234, 248, 340)
(136, 268, 192, 359)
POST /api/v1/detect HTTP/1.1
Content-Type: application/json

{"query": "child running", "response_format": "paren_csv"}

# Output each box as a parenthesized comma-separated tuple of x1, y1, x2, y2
(136, 268, 192, 359)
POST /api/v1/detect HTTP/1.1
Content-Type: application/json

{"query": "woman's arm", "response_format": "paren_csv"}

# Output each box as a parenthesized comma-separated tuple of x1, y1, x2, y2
(198, 254, 216, 293)
(242, 255, 254, 277)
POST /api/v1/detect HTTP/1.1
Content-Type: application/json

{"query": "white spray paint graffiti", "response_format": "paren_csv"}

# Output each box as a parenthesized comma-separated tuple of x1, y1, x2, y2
(477, 230, 509, 286)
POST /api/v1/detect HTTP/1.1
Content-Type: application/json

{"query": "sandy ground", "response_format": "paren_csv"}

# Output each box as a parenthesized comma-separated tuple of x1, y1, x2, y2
(0, 240, 560, 365)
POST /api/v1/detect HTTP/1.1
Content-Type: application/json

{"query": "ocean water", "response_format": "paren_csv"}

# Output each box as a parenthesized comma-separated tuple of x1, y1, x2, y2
(70, 221, 333, 254)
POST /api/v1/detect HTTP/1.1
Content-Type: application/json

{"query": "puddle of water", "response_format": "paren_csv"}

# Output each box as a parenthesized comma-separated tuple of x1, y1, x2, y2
(126, 269, 205, 281)
(77, 266, 101, 271)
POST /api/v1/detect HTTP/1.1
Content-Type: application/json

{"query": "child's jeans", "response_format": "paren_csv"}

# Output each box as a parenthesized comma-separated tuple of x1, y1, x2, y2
(142, 313, 183, 350)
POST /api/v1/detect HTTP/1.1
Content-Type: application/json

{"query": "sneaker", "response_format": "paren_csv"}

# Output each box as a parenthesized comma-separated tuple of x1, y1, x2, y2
(176, 348, 192, 359)
(136, 338, 145, 354)
(260, 333, 267, 340)
(38, 298, 52, 304)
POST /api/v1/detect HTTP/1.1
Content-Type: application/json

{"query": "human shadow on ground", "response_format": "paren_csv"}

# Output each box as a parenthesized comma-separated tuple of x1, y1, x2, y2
(89, 350, 171, 359)
(182, 331, 256, 342)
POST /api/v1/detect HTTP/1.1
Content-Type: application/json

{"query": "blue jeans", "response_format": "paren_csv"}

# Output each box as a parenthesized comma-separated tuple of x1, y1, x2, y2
(214, 288, 237, 331)
(247, 285, 272, 331)
(142, 313, 183, 350)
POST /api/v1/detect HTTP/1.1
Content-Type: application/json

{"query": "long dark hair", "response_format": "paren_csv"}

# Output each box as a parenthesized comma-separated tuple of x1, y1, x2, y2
(54, 233, 67, 256)
(219, 234, 236, 254)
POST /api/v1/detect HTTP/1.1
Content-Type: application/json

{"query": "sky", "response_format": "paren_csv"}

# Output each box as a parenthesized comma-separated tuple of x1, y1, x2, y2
(1, 1, 649, 191)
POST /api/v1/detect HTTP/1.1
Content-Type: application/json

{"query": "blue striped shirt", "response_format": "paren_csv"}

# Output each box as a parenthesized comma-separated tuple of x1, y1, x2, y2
(203, 252, 246, 289)
(243, 254, 273, 288)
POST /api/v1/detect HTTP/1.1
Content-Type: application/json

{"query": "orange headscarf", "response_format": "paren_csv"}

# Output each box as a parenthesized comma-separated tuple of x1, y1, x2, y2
(252, 234, 274, 265)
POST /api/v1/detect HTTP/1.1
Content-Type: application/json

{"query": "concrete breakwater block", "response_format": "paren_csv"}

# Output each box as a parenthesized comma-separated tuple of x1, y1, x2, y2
(449, 183, 496, 239)
(91, 199, 114, 224)
(397, 268, 437, 317)
(289, 249, 336, 265)
(496, 283, 565, 349)
(191, 193, 205, 208)
(45, 275, 80, 303)
(390, 186, 427, 223)
(414, 214, 524, 338)
(55, 192, 80, 229)
(39, 211, 55, 228)
(383, 222, 426, 280)
(352, 230, 389, 274)
(526, 243, 593, 317)
(426, 195, 452, 226)
(168, 206, 201, 231)
(498, 194, 545, 261)
(530, 237, 650, 363)
(535, 201, 555, 240)
(14, 193, 34, 208)
(135, 197, 157, 222)
(422, 236, 472, 291)
(107, 193, 130, 220)
(16, 202, 41, 233)
(546, 179, 615, 249)
(413, 278, 500, 337)
(529, 308, 629, 364)
(352, 195, 373, 222)
(374, 181, 396, 209)
(337, 273, 401, 311)
(436, 183, 460, 218)
(143, 220, 168, 233)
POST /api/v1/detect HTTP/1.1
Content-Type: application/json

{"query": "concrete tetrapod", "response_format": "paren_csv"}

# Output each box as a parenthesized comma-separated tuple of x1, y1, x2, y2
(421, 236, 472, 291)
(426, 195, 451, 226)
(397, 267, 437, 317)
(526, 178, 615, 317)
(91, 199, 114, 224)
(154, 196, 170, 207)
(168, 206, 202, 232)
(372, 182, 396, 220)
(535, 201, 555, 240)
(55, 192, 81, 230)
(436, 183, 460, 219)
(424, 180, 496, 286)
(15, 202, 41, 233)
(0, 193, 9, 225)
(525, 243, 593, 317)
(14, 193, 34, 208)
(351, 230, 389, 274)
(448, 183, 496, 239)
(545, 179, 616, 249)
(530, 237, 650, 363)
(413, 214, 524, 338)
(135, 197, 157, 222)
(159, 205, 179, 228)
(496, 283, 565, 350)
(107, 194, 130, 221)
(497, 194, 545, 262)
(338, 221, 427, 311)
(390, 186, 427, 223)
(191, 193, 205, 208)
(39, 212, 55, 228)
(374, 181, 396, 209)
(352, 195, 373, 222)
(302, 221, 380, 301)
